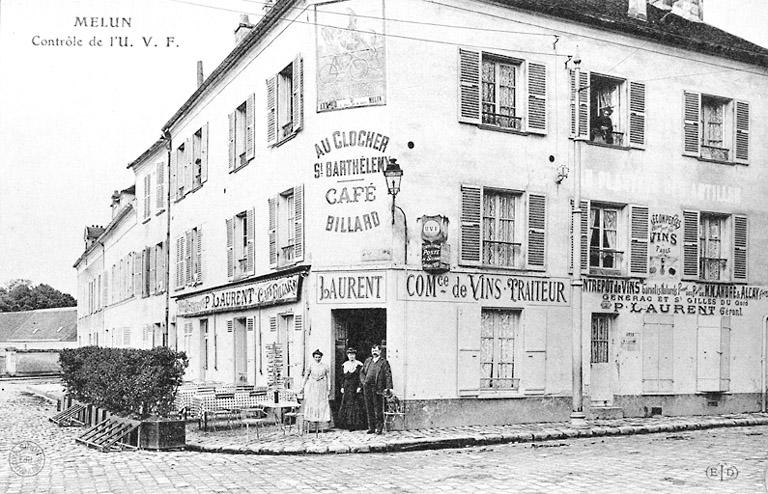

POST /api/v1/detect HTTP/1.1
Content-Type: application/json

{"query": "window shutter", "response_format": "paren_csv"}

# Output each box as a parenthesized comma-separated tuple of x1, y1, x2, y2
(228, 111, 236, 171)
(734, 100, 749, 163)
(457, 48, 481, 124)
(629, 205, 649, 276)
(155, 162, 165, 210)
(144, 174, 151, 219)
(149, 244, 157, 295)
(569, 70, 590, 138)
(294, 184, 304, 262)
(266, 76, 277, 145)
(201, 122, 209, 182)
(682, 210, 700, 279)
(175, 235, 185, 289)
(102, 272, 108, 307)
(246, 317, 255, 332)
(629, 81, 646, 148)
(457, 307, 481, 396)
(720, 316, 731, 390)
(294, 313, 303, 332)
(170, 145, 178, 201)
(227, 319, 234, 333)
(268, 196, 278, 268)
(460, 185, 482, 265)
(526, 193, 546, 268)
(185, 230, 193, 285)
(683, 91, 701, 156)
(269, 316, 277, 332)
(246, 209, 255, 274)
(733, 215, 747, 282)
(185, 137, 193, 194)
(134, 251, 142, 296)
(195, 227, 203, 284)
(157, 243, 166, 294)
(226, 217, 235, 279)
(569, 199, 589, 271)
(142, 247, 150, 298)
(292, 55, 304, 132)
(246, 93, 255, 161)
(526, 62, 547, 134)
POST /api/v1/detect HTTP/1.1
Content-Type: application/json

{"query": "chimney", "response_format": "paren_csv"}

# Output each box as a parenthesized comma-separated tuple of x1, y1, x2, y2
(234, 13, 255, 45)
(628, 0, 648, 21)
(196, 61, 204, 87)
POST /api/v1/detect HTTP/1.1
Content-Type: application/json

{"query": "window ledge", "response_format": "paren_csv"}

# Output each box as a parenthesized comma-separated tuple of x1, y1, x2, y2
(155, 208, 166, 217)
(274, 131, 299, 148)
(584, 141, 631, 151)
(458, 263, 532, 272)
(693, 155, 740, 166)
(141, 217, 152, 225)
(476, 123, 531, 137)
(476, 390, 524, 399)
(682, 277, 747, 285)
(589, 268, 625, 277)
(231, 160, 251, 173)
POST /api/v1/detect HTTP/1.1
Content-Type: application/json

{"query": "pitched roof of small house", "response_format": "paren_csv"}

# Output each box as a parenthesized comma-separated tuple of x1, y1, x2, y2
(0, 308, 77, 343)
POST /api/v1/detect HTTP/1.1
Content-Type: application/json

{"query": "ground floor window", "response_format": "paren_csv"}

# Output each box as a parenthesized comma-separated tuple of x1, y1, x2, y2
(480, 309, 518, 389)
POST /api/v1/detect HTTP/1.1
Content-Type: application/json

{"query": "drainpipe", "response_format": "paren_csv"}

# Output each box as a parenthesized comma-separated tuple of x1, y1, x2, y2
(162, 130, 172, 348)
(763, 315, 768, 412)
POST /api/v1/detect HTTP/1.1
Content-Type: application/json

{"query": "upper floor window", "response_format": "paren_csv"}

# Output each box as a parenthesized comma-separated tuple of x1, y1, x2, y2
(269, 185, 304, 268)
(683, 91, 749, 164)
(570, 71, 645, 148)
(175, 226, 203, 289)
(267, 55, 304, 146)
(229, 96, 254, 171)
(458, 48, 547, 134)
(589, 205, 621, 271)
(682, 210, 747, 282)
(226, 209, 254, 280)
(460, 185, 546, 269)
(172, 123, 209, 201)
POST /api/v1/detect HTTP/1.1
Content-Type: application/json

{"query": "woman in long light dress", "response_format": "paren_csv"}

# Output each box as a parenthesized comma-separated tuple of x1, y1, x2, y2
(302, 349, 331, 431)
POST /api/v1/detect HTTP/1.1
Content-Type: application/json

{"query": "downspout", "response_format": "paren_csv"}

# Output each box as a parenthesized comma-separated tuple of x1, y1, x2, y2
(100, 240, 106, 347)
(162, 130, 172, 348)
(763, 315, 768, 412)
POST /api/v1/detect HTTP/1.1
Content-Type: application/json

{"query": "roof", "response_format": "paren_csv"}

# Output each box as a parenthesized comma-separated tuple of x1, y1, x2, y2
(73, 202, 134, 268)
(0, 308, 77, 343)
(497, 0, 768, 66)
(126, 138, 166, 170)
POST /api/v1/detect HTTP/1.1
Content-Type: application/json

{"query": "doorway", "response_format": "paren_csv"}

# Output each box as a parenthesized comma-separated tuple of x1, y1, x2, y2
(331, 309, 386, 419)
(590, 313, 615, 406)
(233, 318, 247, 383)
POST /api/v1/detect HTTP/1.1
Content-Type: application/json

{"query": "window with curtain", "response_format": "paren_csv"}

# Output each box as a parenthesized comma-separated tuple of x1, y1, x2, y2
(480, 309, 518, 389)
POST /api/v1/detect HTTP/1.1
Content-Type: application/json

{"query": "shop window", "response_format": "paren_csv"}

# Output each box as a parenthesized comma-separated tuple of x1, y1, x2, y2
(458, 48, 547, 134)
(267, 56, 303, 146)
(480, 309, 519, 390)
(226, 209, 254, 279)
(684, 91, 749, 163)
(269, 185, 304, 268)
(682, 211, 747, 282)
(460, 185, 546, 269)
(590, 314, 610, 364)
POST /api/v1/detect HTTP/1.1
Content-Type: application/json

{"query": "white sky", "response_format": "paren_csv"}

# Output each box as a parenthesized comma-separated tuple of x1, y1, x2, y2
(0, 0, 766, 297)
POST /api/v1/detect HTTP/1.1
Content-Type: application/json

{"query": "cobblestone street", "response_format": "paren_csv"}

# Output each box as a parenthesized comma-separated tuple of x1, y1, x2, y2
(2, 382, 768, 493)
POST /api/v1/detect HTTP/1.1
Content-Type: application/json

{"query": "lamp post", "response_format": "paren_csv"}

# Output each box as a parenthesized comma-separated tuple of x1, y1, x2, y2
(383, 158, 408, 264)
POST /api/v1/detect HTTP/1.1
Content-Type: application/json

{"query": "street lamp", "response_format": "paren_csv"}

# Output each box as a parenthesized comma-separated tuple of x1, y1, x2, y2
(383, 158, 408, 264)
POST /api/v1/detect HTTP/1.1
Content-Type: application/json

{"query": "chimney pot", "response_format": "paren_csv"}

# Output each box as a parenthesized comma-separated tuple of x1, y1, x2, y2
(196, 61, 204, 87)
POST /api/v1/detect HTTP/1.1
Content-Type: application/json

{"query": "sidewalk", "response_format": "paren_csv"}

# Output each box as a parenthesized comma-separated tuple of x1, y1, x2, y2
(185, 411, 768, 455)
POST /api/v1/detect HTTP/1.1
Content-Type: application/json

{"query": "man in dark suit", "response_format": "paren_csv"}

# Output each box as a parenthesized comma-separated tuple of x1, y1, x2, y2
(359, 343, 392, 434)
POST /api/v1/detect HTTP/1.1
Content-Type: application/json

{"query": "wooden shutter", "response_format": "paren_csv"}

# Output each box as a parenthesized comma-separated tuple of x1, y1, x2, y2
(682, 210, 700, 279)
(458, 48, 481, 124)
(175, 237, 184, 289)
(185, 230, 193, 285)
(185, 137, 193, 195)
(195, 227, 203, 284)
(733, 215, 748, 281)
(629, 81, 646, 148)
(734, 100, 749, 163)
(526, 62, 547, 134)
(457, 307, 481, 396)
(268, 196, 278, 268)
(294, 313, 303, 332)
(226, 217, 234, 279)
(144, 174, 151, 219)
(720, 316, 731, 391)
(157, 243, 166, 294)
(246, 94, 255, 161)
(201, 122, 209, 182)
(266, 76, 277, 145)
(142, 247, 150, 298)
(683, 91, 701, 156)
(570, 70, 590, 138)
(294, 184, 304, 262)
(228, 111, 236, 171)
(246, 209, 255, 274)
(170, 145, 178, 201)
(569, 199, 589, 271)
(246, 317, 255, 332)
(134, 251, 142, 295)
(523, 308, 547, 392)
(269, 316, 277, 332)
(629, 205, 649, 276)
(460, 185, 482, 265)
(149, 244, 157, 295)
(526, 193, 546, 268)
(227, 319, 234, 333)
(155, 162, 165, 210)
(292, 55, 304, 132)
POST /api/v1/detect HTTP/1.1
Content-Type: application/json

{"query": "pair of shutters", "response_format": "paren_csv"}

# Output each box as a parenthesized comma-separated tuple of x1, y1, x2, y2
(459, 185, 546, 269)
(266, 55, 304, 146)
(175, 228, 203, 288)
(568, 70, 646, 147)
(682, 211, 748, 281)
(226, 209, 255, 280)
(683, 91, 749, 163)
(568, 201, 650, 276)
(458, 48, 547, 133)
(641, 315, 674, 393)
(170, 123, 209, 199)
(268, 184, 305, 269)
(267, 314, 304, 333)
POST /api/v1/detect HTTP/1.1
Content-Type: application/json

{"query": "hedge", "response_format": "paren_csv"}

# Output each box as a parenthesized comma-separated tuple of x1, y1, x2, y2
(59, 346, 188, 419)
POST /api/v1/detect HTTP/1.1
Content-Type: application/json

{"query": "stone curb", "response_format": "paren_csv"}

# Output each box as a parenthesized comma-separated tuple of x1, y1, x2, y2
(185, 414, 768, 456)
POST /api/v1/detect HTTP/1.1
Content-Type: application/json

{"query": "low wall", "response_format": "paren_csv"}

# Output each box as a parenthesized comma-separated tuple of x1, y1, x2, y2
(1, 349, 62, 376)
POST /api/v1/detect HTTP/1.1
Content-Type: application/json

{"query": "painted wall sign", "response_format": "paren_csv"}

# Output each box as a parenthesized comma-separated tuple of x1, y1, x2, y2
(176, 275, 301, 317)
(403, 272, 569, 305)
(315, 1, 386, 112)
(649, 212, 681, 277)
(584, 277, 768, 317)
(317, 273, 386, 303)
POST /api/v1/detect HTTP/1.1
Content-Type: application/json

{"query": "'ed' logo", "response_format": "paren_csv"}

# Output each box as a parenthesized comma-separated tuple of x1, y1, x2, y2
(706, 464, 739, 481)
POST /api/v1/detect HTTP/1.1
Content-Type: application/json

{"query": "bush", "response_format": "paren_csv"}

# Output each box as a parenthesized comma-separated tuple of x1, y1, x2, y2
(59, 346, 188, 419)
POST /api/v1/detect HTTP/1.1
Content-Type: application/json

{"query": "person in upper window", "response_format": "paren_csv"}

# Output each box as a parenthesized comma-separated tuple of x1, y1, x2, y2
(591, 106, 614, 144)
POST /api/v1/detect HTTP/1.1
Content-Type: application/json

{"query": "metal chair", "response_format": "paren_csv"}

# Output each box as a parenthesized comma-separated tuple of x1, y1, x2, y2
(383, 393, 405, 431)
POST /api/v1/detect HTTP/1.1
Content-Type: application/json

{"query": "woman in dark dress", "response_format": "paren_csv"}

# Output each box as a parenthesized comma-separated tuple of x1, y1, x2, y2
(338, 347, 366, 431)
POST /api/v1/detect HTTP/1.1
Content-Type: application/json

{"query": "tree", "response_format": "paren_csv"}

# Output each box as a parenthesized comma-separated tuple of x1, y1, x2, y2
(0, 279, 76, 312)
